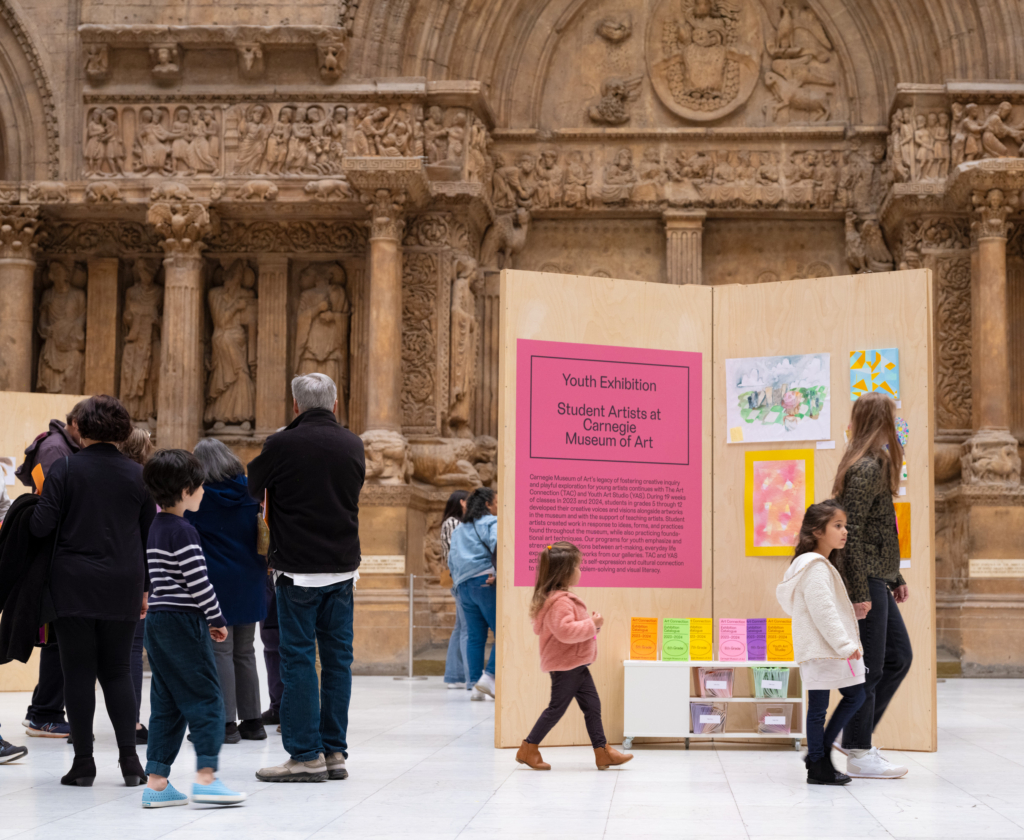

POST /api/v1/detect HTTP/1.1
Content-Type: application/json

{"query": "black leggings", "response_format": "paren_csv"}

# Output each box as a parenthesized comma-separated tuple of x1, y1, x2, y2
(526, 665, 607, 749)
(55, 617, 139, 758)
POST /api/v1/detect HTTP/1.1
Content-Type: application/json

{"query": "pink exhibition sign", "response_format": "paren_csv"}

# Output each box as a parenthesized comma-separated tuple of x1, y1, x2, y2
(514, 338, 703, 588)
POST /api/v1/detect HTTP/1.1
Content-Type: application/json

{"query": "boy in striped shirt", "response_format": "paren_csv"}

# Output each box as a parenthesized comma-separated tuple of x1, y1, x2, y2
(140, 449, 246, 809)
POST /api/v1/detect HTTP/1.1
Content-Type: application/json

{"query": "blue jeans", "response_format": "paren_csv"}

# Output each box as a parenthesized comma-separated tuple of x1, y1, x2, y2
(806, 684, 865, 763)
(457, 575, 496, 686)
(144, 611, 224, 776)
(444, 587, 470, 685)
(277, 579, 354, 762)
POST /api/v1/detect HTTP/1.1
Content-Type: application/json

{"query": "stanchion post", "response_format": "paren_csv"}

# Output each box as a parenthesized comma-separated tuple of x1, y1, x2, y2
(394, 572, 427, 681)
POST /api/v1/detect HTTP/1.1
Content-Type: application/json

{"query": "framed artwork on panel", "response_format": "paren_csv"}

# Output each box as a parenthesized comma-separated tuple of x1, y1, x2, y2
(744, 449, 815, 556)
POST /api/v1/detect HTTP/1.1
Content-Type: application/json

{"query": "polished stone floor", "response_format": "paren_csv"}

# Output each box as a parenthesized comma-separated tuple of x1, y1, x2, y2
(1, 677, 1023, 839)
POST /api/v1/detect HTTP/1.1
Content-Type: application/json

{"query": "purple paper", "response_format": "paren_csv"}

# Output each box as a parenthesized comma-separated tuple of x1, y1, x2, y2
(747, 618, 767, 661)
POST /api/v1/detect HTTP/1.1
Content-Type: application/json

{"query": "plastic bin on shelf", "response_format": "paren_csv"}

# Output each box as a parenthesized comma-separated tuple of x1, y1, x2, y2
(697, 668, 734, 698)
(690, 701, 729, 734)
(752, 666, 790, 698)
(756, 703, 793, 735)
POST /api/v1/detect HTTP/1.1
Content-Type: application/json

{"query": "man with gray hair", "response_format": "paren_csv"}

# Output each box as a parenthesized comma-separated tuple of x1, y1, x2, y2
(247, 373, 365, 783)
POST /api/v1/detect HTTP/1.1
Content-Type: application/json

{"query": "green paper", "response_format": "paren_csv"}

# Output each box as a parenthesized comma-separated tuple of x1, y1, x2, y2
(662, 618, 690, 661)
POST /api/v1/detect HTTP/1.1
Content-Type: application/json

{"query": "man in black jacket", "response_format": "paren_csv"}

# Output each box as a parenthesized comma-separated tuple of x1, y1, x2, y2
(249, 373, 365, 783)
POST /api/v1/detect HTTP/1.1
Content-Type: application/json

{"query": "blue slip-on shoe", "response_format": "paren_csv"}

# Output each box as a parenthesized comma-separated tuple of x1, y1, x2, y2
(192, 779, 247, 806)
(142, 783, 189, 808)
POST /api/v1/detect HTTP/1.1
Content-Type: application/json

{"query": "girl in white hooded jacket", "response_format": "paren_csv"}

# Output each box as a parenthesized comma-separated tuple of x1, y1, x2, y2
(777, 500, 866, 786)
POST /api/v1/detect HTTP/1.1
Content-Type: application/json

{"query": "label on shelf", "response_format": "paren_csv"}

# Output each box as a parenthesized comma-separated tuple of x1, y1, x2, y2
(705, 680, 728, 690)
(699, 715, 721, 724)
(764, 716, 787, 725)
(762, 680, 783, 690)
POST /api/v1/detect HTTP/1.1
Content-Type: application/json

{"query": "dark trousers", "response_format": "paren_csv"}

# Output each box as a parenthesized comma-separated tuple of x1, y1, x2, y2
(54, 617, 138, 758)
(131, 619, 146, 722)
(144, 611, 224, 776)
(277, 579, 354, 762)
(806, 684, 865, 762)
(26, 640, 65, 724)
(261, 577, 282, 713)
(526, 665, 607, 749)
(842, 577, 914, 751)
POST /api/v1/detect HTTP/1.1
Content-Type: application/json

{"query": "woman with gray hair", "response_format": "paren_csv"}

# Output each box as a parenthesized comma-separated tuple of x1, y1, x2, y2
(185, 438, 268, 743)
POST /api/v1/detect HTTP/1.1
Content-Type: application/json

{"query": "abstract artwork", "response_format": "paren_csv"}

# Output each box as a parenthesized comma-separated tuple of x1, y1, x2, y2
(850, 348, 900, 399)
(744, 449, 815, 556)
(726, 353, 830, 443)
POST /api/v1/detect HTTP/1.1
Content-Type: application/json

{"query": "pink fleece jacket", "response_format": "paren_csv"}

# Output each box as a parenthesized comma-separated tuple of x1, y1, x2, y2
(532, 590, 598, 673)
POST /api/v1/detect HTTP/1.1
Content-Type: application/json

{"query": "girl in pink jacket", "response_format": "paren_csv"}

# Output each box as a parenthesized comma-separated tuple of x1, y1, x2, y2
(515, 542, 633, 772)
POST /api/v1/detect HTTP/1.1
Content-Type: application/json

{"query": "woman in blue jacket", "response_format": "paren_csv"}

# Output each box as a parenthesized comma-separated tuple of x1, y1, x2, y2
(447, 487, 498, 701)
(187, 439, 267, 742)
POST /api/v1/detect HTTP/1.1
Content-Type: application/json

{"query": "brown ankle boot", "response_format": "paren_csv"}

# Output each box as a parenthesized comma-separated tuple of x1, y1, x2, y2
(594, 745, 634, 770)
(515, 740, 551, 770)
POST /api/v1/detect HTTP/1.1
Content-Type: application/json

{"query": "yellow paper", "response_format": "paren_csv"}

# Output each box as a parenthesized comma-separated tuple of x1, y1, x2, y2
(629, 617, 658, 660)
(744, 449, 815, 556)
(766, 618, 794, 661)
(689, 617, 713, 661)
(729, 426, 744, 442)
(894, 502, 911, 559)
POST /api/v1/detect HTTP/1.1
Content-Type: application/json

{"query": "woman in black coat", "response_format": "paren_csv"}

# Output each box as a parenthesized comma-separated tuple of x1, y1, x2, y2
(29, 396, 155, 787)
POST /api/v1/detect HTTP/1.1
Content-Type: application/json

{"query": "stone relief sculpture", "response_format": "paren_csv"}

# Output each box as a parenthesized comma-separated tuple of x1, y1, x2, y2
(961, 434, 1022, 486)
(36, 262, 86, 395)
(119, 260, 163, 423)
(83, 43, 109, 82)
(205, 260, 258, 430)
(361, 429, 413, 484)
(236, 42, 264, 79)
(845, 213, 894, 273)
(588, 76, 643, 125)
(317, 37, 347, 83)
(480, 208, 531, 270)
(596, 16, 632, 43)
(762, 0, 838, 122)
(647, 0, 763, 121)
(149, 43, 181, 83)
(84, 107, 125, 177)
(448, 257, 478, 437)
(294, 262, 351, 425)
(235, 104, 273, 175)
(601, 148, 638, 203)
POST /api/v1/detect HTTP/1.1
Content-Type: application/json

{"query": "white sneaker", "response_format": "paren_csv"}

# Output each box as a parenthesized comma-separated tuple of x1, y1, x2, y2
(475, 672, 496, 698)
(446, 682, 466, 690)
(470, 689, 486, 701)
(832, 739, 848, 756)
(845, 747, 908, 779)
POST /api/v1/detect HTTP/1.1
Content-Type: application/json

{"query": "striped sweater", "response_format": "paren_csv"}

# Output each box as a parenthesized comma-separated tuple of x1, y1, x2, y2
(146, 512, 226, 627)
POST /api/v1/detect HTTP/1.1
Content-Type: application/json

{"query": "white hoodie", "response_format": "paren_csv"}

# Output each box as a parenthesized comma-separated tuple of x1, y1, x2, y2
(776, 552, 866, 691)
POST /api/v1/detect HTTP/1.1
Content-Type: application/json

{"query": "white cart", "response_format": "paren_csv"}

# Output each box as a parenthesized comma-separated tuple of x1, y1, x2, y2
(623, 659, 807, 751)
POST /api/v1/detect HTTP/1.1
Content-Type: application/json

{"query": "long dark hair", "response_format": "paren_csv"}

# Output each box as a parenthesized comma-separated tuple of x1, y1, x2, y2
(832, 392, 903, 497)
(793, 500, 846, 567)
(462, 487, 496, 523)
(442, 490, 469, 522)
(529, 541, 583, 618)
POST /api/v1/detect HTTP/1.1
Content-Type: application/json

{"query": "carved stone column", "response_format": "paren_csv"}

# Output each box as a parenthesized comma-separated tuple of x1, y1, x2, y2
(664, 210, 706, 285)
(84, 257, 120, 396)
(962, 189, 1022, 485)
(0, 205, 42, 391)
(255, 255, 289, 435)
(148, 202, 210, 450)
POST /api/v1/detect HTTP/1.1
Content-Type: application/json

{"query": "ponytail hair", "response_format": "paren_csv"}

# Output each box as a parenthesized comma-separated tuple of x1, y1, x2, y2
(793, 499, 846, 566)
(832, 391, 903, 498)
(529, 541, 583, 618)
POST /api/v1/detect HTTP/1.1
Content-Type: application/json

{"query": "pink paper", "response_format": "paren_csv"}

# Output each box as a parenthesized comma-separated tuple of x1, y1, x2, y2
(514, 338, 703, 588)
(718, 618, 748, 661)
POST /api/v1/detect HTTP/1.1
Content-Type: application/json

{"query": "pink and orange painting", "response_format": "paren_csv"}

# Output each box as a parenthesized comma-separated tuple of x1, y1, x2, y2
(744, 449, 815, 556)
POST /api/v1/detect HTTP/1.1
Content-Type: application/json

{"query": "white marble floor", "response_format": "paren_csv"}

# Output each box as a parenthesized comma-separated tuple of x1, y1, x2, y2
(1, 677, 1024, 839)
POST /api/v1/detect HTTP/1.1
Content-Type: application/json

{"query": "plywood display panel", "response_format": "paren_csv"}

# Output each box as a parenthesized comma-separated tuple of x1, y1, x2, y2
(496, 270, 713, 749)
(0, 392, 88, 500)
(0, 648, 41, 692)
(713, 271, 936, 752)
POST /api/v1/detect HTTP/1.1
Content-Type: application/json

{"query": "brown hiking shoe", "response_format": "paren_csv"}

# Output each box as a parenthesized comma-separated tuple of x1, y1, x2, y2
(515, 740, 551, 771)
(594, 745, 633, 770)
(256, 754, 328, 783)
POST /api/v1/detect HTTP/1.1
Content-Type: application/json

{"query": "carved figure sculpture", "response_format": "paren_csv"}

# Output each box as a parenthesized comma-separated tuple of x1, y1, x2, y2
(237, 42, 264, 79)
(563, 151, 594, 209)
(237, 179, 279, 201)
(534, 150, 565, 209)
(134, 107, 172, 175)
(235, 104, 272, 175)
(318, 39, 346, 83)
(962, 432, 1022, 485)
(84, 108, 107, 177)
(588, 76, 643, 125)
(446, 111, 467, 164)
(933, 112, 951, 179)
(83, 43, 109, 82)
(305, 179, 352, 200)
(763, 70, 830, 122)
(169, 106, 195, 175)
(913, 114, 934, 180)
(149, 44, 180, 82)
(480, 207, 531, 270)
(294, 263, 351, 425)
(187, 107, 220, 174)
(147, 201, 209, 244)
(361, 429, 413, 484)
(467, 119, 488, 183)
(85, 182, 122, 202)
(150, 181, 193, 201)
(37, 262, 86, 395)
(352, 106, 390, 156)
(981, 101, 1023, 158)
(633, 148, 666, 204)
(600, 148, 637, 204)
(411, 438, 483, 489)
(205, 260, 257, 427)
(845, 213, 894, 273)
(596, 16, 632, 42)
(26, 181, 68, 202)
(120, 260, 163, 422)
(449, 257, 478, 437)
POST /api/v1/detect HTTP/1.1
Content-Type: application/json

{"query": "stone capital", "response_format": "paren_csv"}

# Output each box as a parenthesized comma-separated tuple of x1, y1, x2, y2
(662, 209, 707, 231)
(962, 429, 1022, 487)
(146, 201, 210, 260)
(359, 188, 408, 241)
(0, 204, 43, 260)
(970, 188, 1017, 240)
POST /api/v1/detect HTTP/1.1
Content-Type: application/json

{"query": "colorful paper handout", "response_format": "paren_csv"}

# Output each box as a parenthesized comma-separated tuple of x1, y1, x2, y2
(894, 502, 911, 559)
(725, 354, 831, 443)
(850, 348, 900, 399)
(718, 619, 748, 661)
(745, 449, 816, 556)
(895, 416, 909, 447)
(746, 618, 767, 660)
(689, 618, 714, 661)
(662, 618, 690, 661)
(766, 618, 794, 661)
(629, 617, 658, 660)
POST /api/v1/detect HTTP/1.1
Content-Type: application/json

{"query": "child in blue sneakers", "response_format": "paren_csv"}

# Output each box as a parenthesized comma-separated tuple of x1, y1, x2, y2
(140, 449, 246, 809)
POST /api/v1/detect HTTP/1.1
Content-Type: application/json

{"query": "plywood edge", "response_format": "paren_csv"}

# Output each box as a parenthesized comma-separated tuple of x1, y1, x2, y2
(925, 267, 939, 753)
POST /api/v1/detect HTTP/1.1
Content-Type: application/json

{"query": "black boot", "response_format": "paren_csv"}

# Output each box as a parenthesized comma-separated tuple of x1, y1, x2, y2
(60, 756, 96, 787)
(824, 752, 851, 784)
(807, 756, 851, 786)
(238, 719, 267, 741)
(118, 750, 148, 787)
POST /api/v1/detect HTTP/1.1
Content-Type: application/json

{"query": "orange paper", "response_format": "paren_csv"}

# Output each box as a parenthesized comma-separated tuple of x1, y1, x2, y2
(31, 462, 44, 493)
(766, 618, 794, 661)
(629, 617, 658, 660)
(894, 502, 911, 559)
